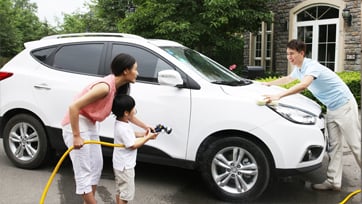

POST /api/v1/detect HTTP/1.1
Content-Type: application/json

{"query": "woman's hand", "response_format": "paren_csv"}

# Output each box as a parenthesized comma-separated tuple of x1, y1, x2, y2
(73, 136, 84, 149)
(145, 124, 155, 133)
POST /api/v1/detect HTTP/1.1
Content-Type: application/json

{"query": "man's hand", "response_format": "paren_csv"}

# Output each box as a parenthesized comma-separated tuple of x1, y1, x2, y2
(263, 94, 281, 104)
(261, 82, 271, 86)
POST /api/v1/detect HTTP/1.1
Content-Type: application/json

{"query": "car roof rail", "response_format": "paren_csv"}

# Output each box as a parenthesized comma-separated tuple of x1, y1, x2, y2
(40, 32, 145, 40)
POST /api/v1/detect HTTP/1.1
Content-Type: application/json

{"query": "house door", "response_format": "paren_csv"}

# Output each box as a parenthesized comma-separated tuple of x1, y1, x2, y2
(294, 6, 339, 71)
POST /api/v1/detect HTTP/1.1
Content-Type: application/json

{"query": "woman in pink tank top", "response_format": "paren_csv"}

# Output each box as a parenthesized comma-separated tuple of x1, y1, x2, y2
(62, 53, 151, 204)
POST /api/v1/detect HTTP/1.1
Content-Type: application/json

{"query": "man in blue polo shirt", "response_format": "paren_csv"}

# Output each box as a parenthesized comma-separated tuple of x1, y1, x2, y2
(263, 39, 361, 191)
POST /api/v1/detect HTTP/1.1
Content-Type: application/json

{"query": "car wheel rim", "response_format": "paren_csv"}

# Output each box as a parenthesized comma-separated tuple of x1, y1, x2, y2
(211, 146, 258, 194)
(8, 122, 39, 161)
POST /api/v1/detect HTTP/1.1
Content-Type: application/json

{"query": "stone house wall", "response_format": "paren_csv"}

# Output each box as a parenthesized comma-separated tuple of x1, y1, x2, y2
(244, 0, 361, 75)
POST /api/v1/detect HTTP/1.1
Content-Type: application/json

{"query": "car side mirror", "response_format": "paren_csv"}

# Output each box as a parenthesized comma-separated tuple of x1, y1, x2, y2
(157, 70, 183, 87)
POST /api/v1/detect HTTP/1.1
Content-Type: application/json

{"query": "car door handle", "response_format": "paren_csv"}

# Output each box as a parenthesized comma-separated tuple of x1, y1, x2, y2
(34, 83, 51, 90)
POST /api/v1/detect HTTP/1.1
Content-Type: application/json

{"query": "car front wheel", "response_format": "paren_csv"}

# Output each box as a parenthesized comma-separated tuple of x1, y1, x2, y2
(3, 114, 49, 169)
(200, 137, 271, 202)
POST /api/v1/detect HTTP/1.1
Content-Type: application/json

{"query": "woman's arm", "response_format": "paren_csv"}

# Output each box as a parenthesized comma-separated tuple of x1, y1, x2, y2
(129, 116, 153, 131)
(69, 82, 109, 148)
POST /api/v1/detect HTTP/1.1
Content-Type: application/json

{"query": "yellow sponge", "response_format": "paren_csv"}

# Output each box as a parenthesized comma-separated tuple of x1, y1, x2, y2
(256, 97, 278, 106)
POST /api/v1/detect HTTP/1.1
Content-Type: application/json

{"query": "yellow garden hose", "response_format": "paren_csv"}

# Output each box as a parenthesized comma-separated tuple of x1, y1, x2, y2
(339, 189, 361, 204)
(39, 140, 360, 204)
(39, 140, 124, 204)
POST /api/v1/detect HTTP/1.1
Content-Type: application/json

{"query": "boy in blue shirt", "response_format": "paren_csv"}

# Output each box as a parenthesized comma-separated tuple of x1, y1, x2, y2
(263, 39, 361, 191)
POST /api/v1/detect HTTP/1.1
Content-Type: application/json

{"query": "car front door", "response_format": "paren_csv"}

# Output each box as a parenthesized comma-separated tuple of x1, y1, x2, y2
(100, 43, 191, 160)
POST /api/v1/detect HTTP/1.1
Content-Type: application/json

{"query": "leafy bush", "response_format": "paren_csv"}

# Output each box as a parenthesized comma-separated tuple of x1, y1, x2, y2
(257, 71, 361, 111)
(0, 57, 11, 68)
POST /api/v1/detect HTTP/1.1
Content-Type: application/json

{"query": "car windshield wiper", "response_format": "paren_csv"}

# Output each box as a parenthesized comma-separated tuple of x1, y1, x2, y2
(212, 79, 252, 86)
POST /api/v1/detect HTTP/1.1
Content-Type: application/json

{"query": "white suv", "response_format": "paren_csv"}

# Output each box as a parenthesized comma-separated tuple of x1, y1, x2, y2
(0, 33, 326, 202)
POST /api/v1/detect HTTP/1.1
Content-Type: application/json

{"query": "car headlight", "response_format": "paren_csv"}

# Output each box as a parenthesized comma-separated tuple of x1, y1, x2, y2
(267, 103, 317, 125)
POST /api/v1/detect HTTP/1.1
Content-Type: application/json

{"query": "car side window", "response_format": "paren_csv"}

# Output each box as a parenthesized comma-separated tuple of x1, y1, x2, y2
(53, 43, 104, 75)
(111, 44, 174, 82)
(31, 47, 56, 62)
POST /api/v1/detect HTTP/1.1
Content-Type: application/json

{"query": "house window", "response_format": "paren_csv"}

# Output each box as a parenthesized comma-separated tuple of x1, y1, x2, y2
(295, 5, 339, 70)
(254, 32, 262, 66)
(251, 22, 273, 72)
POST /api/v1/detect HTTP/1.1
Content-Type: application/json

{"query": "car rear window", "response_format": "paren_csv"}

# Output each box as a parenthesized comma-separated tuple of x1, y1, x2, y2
(53, 43, 104, 75)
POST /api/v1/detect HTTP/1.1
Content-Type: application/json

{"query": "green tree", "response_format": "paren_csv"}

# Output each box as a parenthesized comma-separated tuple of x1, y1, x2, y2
(59, 0, 129, 33)
(0, 0, 21, 58)
(95, 0, 129, 31)
(57, 0, 274, 68)
(0, 0, 55, 59)
(118, 0, 274, 67)
(13, 0, 52, 42)
(60, 10, 117, 33)
(60, 13, 88, 33)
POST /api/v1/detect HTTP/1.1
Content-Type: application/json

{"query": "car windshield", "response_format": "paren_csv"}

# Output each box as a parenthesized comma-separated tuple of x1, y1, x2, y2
(162, 47, 252, 86)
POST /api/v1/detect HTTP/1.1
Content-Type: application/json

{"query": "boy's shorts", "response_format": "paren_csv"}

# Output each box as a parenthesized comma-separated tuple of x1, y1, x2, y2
(114, 168, 135, 201)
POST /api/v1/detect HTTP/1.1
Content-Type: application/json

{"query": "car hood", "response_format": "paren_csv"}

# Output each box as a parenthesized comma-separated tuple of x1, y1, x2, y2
(220, 81, 322, 116)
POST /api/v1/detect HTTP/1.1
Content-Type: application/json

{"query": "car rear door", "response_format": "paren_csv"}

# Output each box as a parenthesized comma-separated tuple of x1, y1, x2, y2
(31, 43, 106, 129)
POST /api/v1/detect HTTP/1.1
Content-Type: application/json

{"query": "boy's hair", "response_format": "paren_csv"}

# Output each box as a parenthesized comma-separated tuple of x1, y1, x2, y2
(112, 94, 136, 118)
(287, 39, 306, 54)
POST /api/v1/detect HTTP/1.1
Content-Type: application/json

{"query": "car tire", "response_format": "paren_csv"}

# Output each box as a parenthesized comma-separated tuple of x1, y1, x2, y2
(3, 114, 50, 169)
(200, 136, 270, 202)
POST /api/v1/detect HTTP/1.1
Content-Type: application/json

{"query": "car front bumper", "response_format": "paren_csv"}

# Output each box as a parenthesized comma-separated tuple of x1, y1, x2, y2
(251, 116, 326, 170)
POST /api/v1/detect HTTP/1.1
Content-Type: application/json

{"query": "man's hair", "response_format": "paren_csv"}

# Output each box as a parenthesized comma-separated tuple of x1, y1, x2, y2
(287, 39, 306, 54)
(112, 94, 135, 118)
